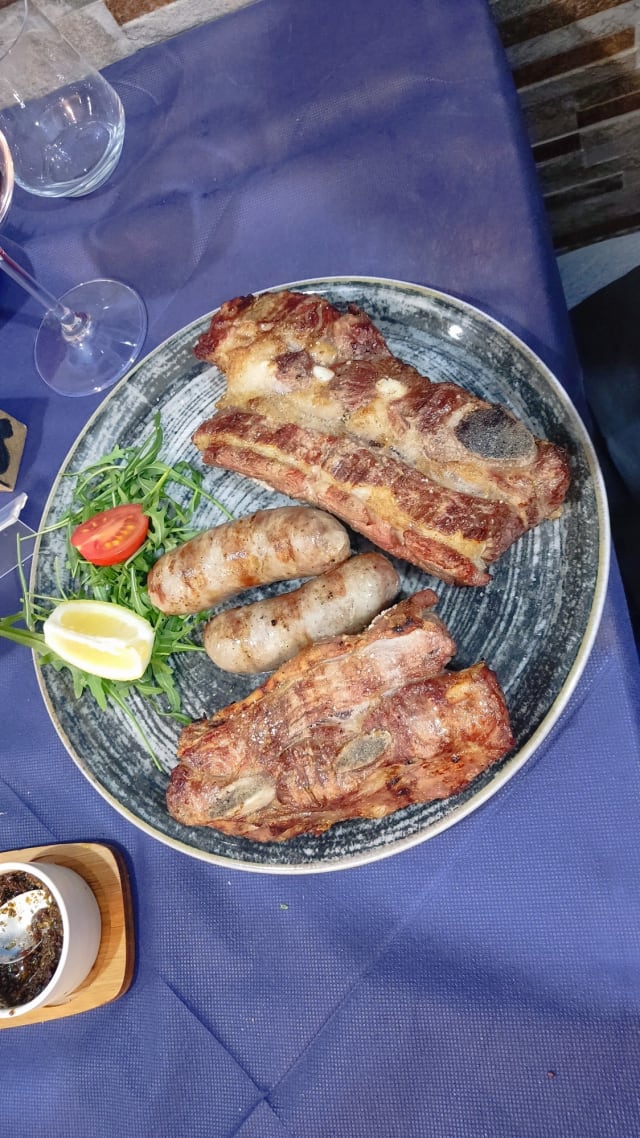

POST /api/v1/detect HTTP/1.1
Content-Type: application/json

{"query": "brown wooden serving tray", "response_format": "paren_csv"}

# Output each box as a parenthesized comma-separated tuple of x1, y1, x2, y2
(0, 841, 135, 1028)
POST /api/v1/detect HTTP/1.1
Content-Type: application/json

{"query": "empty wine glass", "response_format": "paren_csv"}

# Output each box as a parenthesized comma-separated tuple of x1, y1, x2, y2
(0, 129, 147, 396)
(0, 0, 125, 199)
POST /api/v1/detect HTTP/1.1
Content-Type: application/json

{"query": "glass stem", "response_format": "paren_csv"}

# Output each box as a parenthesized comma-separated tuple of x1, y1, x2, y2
(0, 244, 86, 336)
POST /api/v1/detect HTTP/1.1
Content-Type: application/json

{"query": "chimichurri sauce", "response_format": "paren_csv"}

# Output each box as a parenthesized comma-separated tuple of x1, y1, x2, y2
(0, 870, 63, 1010)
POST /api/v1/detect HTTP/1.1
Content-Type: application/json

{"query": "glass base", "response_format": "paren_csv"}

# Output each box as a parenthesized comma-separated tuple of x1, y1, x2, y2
(34, 279, 147, 397)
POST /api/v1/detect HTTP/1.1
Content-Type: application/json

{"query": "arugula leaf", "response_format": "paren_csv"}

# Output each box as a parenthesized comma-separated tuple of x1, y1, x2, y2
(1, 414, 232, 768)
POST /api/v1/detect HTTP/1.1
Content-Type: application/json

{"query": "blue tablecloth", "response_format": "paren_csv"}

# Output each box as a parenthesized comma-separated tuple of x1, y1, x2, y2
(2, 0, 639, 1134)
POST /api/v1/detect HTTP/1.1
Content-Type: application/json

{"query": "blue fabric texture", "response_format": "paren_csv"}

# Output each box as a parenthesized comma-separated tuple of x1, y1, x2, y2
(1, 0, 639, 1135)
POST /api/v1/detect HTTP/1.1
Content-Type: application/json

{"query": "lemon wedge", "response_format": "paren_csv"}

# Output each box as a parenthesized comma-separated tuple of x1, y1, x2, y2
(43, 600, 154, 681)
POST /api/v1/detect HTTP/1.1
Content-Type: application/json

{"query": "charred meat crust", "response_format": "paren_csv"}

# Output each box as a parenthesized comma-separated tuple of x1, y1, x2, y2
(167, 591, 514, 842)
(192, 290, 570, 587)
(194, 408, 525, 586)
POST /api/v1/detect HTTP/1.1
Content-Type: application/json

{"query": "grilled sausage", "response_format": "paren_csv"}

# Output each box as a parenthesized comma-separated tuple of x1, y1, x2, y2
(203, 552, 400, 673)
(147, 505, 351, 615)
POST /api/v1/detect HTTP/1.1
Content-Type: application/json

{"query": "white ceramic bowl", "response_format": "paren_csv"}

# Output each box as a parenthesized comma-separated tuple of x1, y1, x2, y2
(0, 860, 102, 1019)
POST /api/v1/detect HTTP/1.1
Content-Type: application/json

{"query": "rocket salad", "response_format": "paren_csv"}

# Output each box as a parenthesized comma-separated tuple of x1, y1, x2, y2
(0, 414, 232, 765)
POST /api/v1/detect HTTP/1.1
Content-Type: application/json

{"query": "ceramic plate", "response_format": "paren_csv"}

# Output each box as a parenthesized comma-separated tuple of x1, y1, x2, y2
(32, 277, 609, 873)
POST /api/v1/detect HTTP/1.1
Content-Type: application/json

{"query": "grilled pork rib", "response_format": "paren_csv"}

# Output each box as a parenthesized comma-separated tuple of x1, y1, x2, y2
(193, 290, 570, 587)
(167, 591, 514, 841)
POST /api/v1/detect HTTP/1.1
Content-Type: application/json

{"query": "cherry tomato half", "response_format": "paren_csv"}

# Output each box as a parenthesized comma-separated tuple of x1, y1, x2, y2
(70, 503, 150, 566)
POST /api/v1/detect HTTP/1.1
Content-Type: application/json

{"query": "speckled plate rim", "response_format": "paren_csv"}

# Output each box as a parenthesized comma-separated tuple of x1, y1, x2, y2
(31, 276, 611, 874)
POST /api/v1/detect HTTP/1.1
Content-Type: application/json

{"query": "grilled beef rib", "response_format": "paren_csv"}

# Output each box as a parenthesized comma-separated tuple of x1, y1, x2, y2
(167, 591, 514, 842)
(193, 290, 570, 587)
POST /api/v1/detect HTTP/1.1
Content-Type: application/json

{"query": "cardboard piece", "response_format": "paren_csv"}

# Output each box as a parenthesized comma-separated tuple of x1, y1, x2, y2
(0, 410, 27, 492)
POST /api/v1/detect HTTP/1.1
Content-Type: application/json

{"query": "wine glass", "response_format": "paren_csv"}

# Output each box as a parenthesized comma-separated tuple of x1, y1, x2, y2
(0, 0, 126, 200)
(0, 129, 147, 397)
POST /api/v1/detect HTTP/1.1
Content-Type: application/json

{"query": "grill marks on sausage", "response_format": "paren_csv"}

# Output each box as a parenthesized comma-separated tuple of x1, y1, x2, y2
(147, 505, 351, 615)
(203, 552, 400, 674)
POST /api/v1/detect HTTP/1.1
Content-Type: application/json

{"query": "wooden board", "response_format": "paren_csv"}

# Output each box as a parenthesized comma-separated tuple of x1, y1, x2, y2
(0, 841, 135, 1027)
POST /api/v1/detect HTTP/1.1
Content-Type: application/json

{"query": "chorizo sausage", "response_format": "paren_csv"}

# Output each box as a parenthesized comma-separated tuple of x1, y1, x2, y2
(147, 505, 351, 615)
(203, 552, 400, 673)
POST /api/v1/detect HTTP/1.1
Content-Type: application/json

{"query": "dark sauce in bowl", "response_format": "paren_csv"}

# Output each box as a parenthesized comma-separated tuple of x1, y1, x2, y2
(0, 870, 64, 1010)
